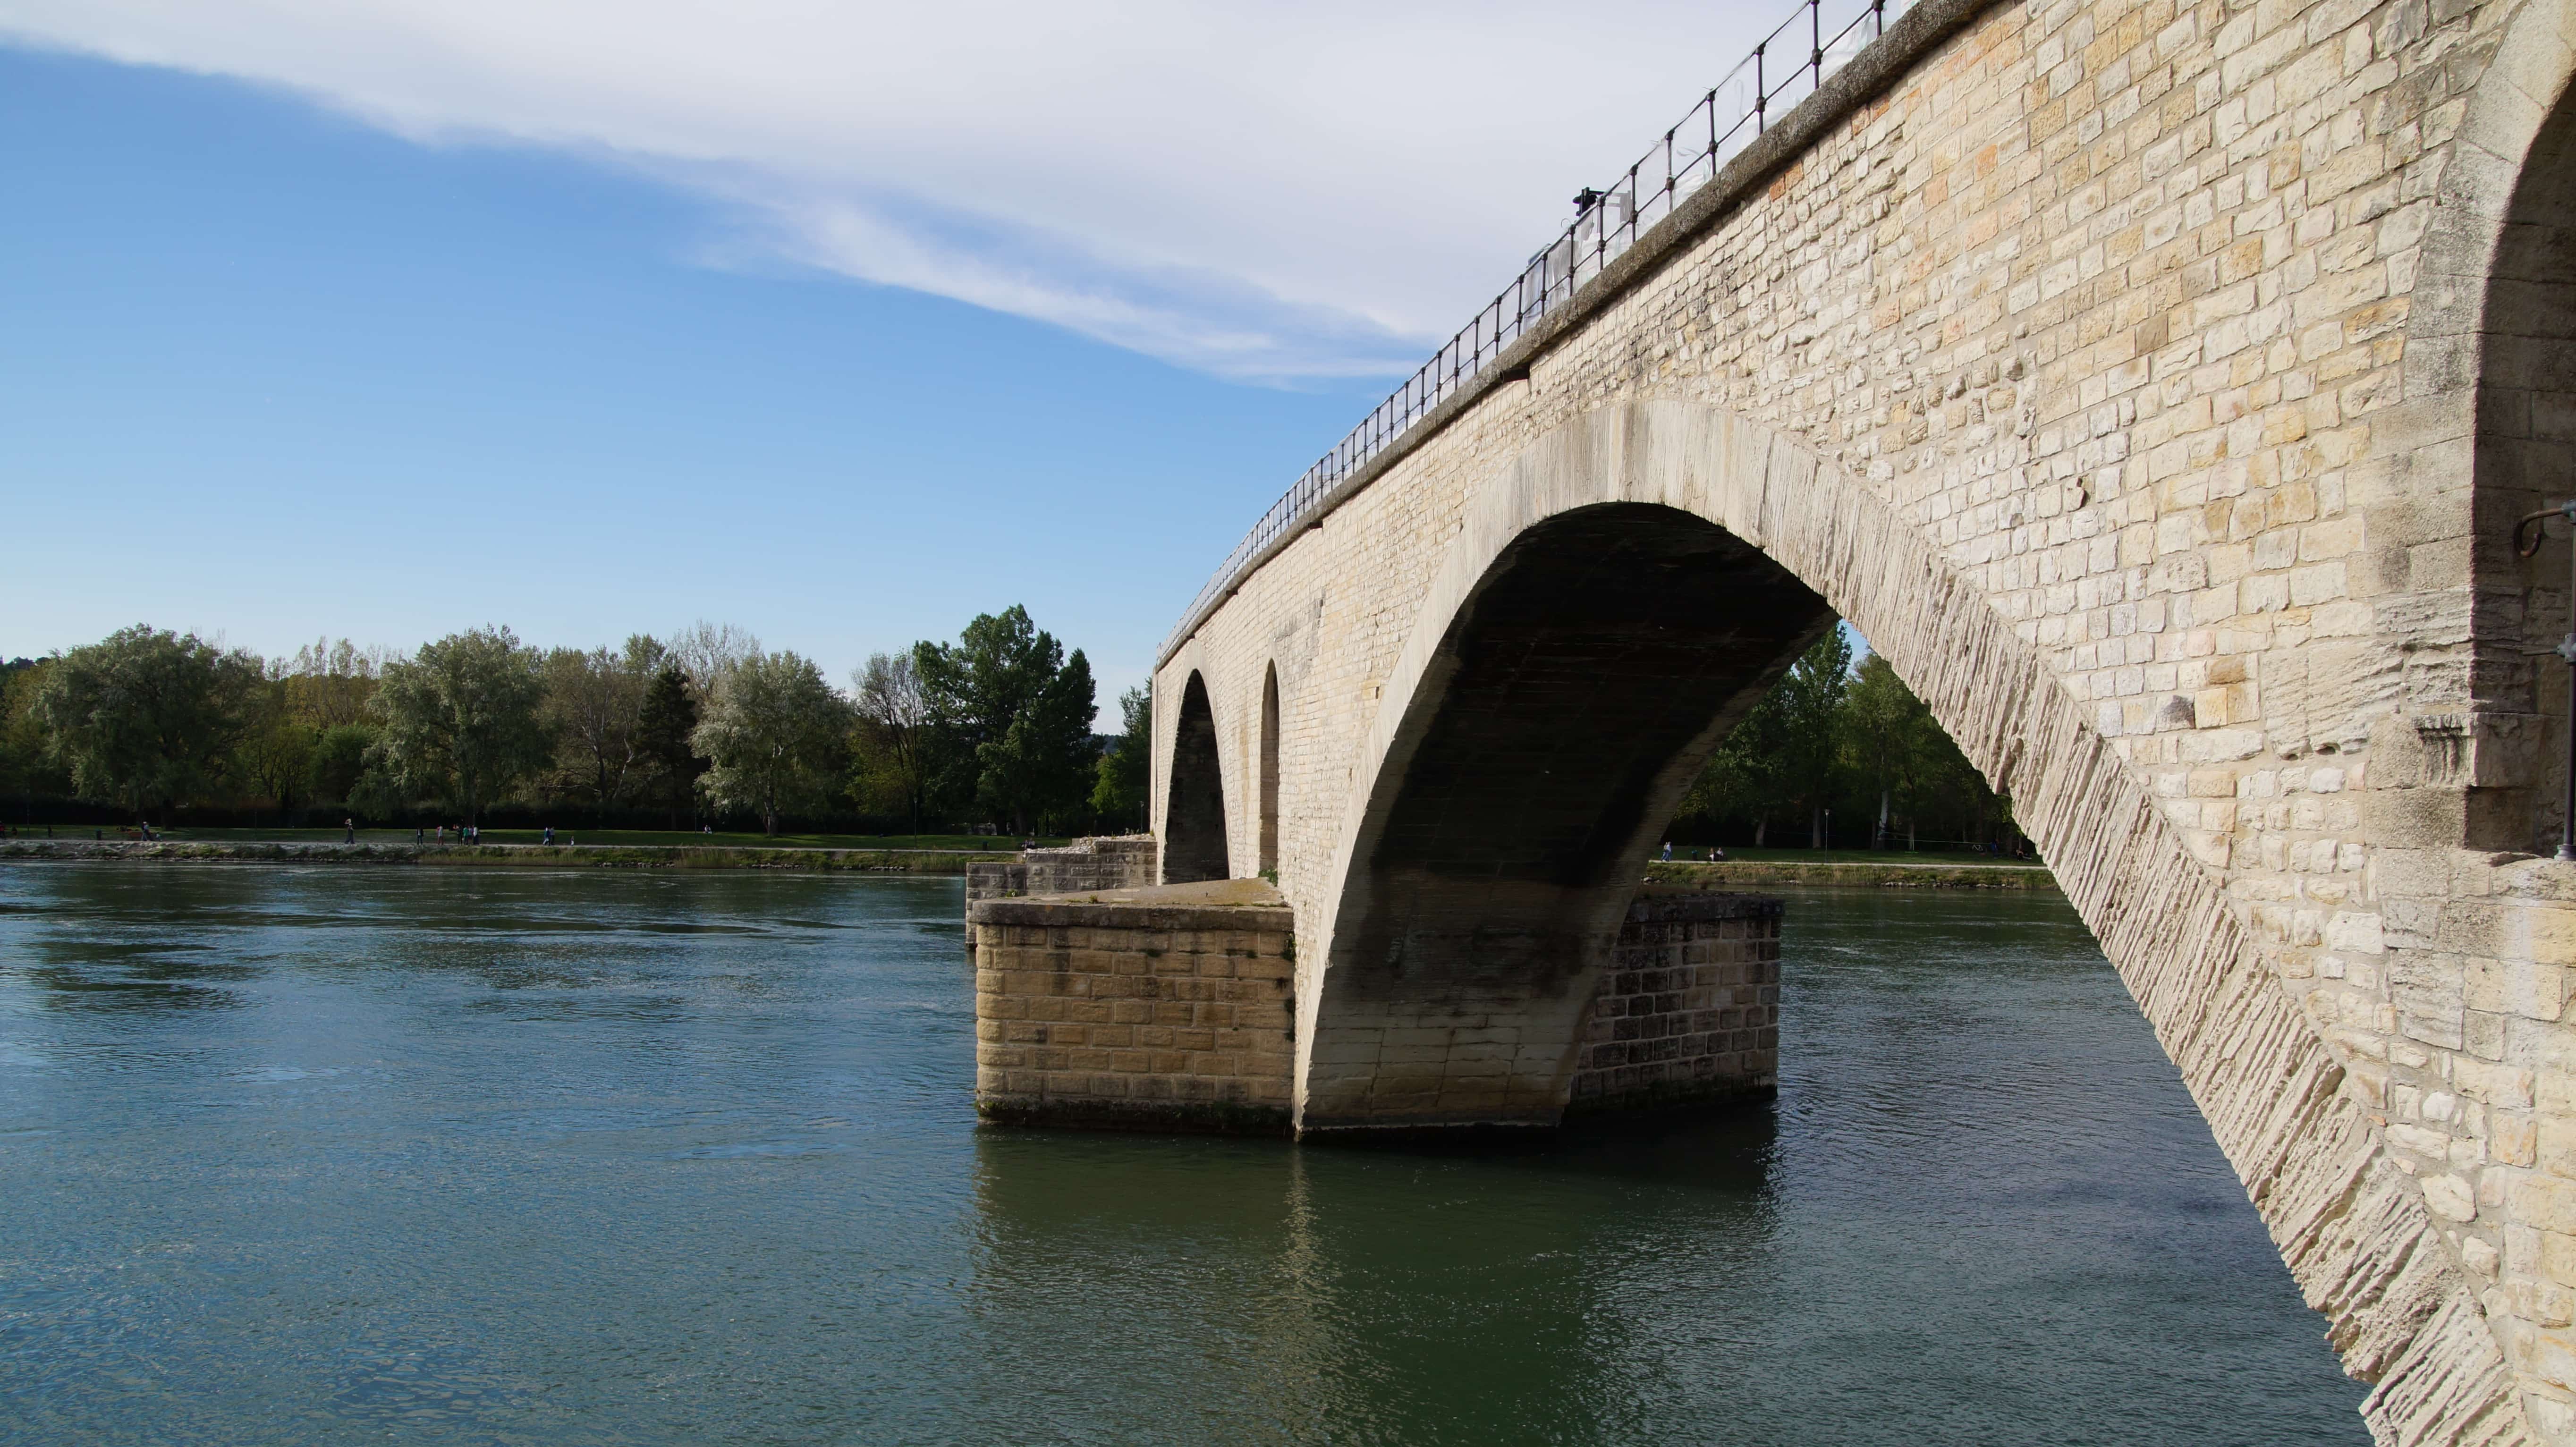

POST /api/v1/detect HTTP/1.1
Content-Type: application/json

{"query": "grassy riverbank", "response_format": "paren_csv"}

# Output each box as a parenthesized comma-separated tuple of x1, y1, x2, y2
(0, 837, 2059, 888)
(0, 838, 995, 874)
(4, 826, 1057, 851)
(1646, 853, 2057, 890)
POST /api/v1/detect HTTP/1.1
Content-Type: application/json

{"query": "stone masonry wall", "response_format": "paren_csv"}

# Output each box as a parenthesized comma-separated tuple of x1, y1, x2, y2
(963, 835, 1160, 910)
(1151, 0, 2576, 1435)
(971, 880, 1298, 1134)
(1568, 892, 1785, 1114)
(974, 885, 1780, 1134)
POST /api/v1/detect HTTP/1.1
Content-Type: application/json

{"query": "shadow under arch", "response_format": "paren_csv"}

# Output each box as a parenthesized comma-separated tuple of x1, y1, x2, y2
(1164, 671, 1229, 883)
(2475, 69, 2576, 852)
(1307, 501, 1834, 1130)
(1260, 662, 1282, 878)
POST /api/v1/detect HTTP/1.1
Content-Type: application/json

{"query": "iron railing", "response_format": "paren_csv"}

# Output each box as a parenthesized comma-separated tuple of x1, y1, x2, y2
(1164, 0, 1919, 658)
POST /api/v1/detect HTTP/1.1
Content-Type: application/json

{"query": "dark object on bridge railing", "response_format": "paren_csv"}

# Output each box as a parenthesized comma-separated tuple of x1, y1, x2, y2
(2513, 500, 2576, 860)
(1165, 0, 1915, 658)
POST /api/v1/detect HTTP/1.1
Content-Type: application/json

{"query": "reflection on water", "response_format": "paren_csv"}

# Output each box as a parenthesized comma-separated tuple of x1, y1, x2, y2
(0, 867, 2364, 1445)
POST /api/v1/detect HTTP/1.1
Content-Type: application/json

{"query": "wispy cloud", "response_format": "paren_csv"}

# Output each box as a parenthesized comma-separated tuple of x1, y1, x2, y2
(0, 0, 1776, 379)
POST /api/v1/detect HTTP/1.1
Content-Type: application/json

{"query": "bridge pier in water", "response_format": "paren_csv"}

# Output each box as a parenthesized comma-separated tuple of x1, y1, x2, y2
(969, 873, 1780, 1137)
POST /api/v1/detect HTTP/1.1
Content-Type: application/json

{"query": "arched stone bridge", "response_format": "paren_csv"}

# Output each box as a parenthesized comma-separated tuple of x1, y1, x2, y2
(1150, 0, 2576, 1437)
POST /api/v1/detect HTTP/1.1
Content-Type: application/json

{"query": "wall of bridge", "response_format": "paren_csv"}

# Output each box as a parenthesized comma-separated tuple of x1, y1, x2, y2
(1153, 0, 2576, 1438)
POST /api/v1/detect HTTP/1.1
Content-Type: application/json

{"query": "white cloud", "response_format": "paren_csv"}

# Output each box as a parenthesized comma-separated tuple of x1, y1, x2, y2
(0, 0, 1781, 378)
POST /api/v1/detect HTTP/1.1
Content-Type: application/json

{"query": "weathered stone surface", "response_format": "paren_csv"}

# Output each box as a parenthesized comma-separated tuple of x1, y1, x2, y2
(970, 884, 1782, 1133)
(1147, 0, 2576, 1436)
(970, 879, 1300, 1135)
(1567, 891, 1784, 1113)
(963, 835, 1159, 914)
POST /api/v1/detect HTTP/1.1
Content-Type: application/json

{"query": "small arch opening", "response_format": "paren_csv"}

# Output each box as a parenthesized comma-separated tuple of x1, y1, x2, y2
(1259, 665, 1281, 879)
(1164, 671, 1230, 883)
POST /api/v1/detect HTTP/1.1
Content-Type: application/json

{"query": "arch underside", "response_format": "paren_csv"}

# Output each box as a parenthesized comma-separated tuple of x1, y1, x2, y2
(1307, 503, 1830, 1128)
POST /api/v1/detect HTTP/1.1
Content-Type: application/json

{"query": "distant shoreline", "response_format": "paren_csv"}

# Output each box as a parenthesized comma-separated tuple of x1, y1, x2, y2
(0, 839, 988, 875)
(1645, 858, 2059, 891)
(2, 839, 2060, 890)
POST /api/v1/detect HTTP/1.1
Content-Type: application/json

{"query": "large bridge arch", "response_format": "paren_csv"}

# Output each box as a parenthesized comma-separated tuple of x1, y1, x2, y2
(1285, 399, 2521, 1436)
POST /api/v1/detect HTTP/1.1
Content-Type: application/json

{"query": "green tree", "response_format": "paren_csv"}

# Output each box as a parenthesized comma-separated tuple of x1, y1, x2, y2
(542, 635, 662, 807)
(0, 660, 70, 803)
(1777, 626, 1854, 847)
(1089, 685, 1151, 829)
(307, 723, 378, 806)
(634, 664, 705, 828)
(1682, 682, 1791, 845)
(849, 651, 934, 831)
(913, 605, 1097, 834)
(233, 677, 317, 819)
(974, 648, 1095, 835)
(280, 638, 388, 728)
(692, 650, 851, 836)
(33, 625, 262, 819)
(367, 626, 552, 825)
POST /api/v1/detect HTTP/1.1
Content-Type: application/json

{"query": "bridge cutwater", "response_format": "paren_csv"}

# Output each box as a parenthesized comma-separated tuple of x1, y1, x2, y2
(971, 0, 2576, 1437)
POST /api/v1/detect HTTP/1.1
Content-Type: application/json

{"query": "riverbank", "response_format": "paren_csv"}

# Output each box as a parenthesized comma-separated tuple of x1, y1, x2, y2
(0, 840, 2061, 888)
(1645, 857, 2058, 890)
(0, 838, 988, 874)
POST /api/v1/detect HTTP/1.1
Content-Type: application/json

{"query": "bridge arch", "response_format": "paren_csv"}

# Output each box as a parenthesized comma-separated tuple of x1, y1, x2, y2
(1288, 399, 2512, 1430)
(2394, 0, 2576, 855)
(1163, 670, 1229, 884)
(1259, 662, 1282, 878)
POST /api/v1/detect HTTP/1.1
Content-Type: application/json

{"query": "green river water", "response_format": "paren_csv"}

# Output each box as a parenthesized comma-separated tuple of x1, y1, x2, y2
(0, 866, 2366, 1444)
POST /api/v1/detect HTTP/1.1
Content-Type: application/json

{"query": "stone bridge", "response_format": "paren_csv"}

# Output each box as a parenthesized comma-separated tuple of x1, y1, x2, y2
(1145, 0, 2576, 1436)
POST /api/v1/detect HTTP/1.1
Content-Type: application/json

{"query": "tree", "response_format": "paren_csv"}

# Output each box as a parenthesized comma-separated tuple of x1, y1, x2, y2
(634, 664, 706, 828)
(33, 626, 262, 819)
(307, 723, 378, 806)
(850, 651, 934, 831)
(0, 660, 70, 803)
(668, 620, 760, 702)
(1845, 653, 1937, 849)
(913, 605, 1097, 833)
(367, 626, 552, 825)
(542, 635, 662, 807)
(692, 650, 850, 836)
(233, 677, 316, 819)
(1090, 685, 1151, 828)
(1683, 681, 1791, 845)
(974, 648, 1095, 835)
(281, 637, 389, 728)
(1776, 626, 1854, 847)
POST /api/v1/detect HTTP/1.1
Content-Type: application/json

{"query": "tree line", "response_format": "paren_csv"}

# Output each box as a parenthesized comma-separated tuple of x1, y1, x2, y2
(1674, 626, 2023, 854)
(0, 607, 1155, 837)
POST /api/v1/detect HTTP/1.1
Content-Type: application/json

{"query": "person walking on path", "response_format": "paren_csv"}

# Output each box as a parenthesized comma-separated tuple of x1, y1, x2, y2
(344, 817, 356, 845)
(1660, 840, 1672, 862)
(543, 825, 555, 846)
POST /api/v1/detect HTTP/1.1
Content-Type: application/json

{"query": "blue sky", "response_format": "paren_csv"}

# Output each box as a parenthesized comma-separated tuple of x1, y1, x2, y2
(0, 1, 1777, 717)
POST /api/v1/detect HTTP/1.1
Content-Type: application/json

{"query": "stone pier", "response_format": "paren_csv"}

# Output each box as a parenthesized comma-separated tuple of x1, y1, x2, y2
(969, 882, 1781, 1135)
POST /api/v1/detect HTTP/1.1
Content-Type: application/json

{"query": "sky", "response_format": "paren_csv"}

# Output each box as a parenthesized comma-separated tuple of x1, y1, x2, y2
(0, 0, 1780, 718)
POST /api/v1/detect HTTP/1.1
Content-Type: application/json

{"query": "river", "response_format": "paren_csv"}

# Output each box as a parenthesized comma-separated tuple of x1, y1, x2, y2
(0, 866, 2366, 1445)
